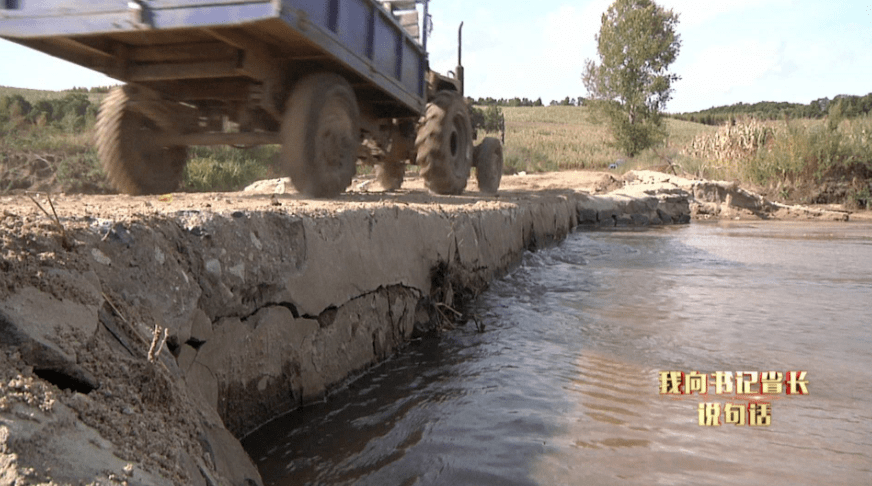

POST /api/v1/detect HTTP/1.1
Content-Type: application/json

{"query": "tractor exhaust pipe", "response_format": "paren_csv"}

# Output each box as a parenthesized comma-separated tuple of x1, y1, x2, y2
(422, 0, 429, 53)
(456, 21, 464, 96)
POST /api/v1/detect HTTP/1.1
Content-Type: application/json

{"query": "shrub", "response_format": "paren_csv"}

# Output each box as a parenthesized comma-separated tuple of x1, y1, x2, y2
(1, 92, 95, 132)
(470, 105, 505, 134)
(0, 94, 32, 121)
(482, 105, 505, 133)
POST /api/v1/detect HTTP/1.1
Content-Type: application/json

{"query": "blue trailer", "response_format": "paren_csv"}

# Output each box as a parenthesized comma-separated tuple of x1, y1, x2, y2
(0, 0, 503, 196)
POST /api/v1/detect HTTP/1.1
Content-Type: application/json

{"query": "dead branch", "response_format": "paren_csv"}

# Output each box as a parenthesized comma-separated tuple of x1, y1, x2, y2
(25, 191, 72, 250)
(434, 302, 463, 318)
(148, 324, 168, 363)
(652, 147, 681, 176)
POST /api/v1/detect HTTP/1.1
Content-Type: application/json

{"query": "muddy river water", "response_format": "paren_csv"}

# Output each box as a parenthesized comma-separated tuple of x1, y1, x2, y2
(243, 221, 872, 485)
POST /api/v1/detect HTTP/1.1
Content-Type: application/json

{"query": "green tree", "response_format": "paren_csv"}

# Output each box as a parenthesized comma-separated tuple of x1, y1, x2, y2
(482, 105, 504, 132)
(582, 0, 681, 156)
(469, 104, 505, 133)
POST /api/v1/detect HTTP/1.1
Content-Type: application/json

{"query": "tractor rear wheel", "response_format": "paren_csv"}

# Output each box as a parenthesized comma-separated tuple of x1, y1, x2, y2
(281, 73, 360, 198)
(95, 85, 187, 195)
(416, 91, 472, 195)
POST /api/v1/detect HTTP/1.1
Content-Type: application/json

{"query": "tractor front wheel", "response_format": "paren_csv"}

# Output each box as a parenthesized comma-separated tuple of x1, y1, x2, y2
(416, 91, 473, 195)
(473, 137, 503, 194)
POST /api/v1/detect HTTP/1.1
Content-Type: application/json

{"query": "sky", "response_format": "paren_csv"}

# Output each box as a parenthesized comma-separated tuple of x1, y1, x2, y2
(0, 0, 869, 113)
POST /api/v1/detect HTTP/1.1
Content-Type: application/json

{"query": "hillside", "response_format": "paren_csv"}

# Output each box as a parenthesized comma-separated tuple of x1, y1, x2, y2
(672, 93, 872, 125)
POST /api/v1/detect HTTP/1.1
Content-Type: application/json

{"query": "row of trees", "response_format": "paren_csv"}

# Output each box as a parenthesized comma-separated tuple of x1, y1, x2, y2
(0, 92, 97, 132)
(672, 93, 872, 125)
(471, 96, 589, 108)
(473, 97, 543, 107)
(66, 86, 114, 94)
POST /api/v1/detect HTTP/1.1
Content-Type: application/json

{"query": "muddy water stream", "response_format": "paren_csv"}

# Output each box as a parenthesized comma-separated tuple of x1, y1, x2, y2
(243, 222, 872, 485)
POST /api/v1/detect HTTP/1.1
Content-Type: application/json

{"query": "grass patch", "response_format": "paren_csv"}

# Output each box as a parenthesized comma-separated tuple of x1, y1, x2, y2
(55, 148, 113, 193)
(500, 106, 617, 170)
(1, 121, 96, 153)
(183, 145, 279, 193)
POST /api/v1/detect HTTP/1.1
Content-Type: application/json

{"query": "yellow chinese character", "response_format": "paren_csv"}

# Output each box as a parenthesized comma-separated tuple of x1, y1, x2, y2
(785, 371, 809, 395)
(712, 371, 734, 395)
(698, 403, 722, 426)
(659, 371, 683, 395)
(736, 371, 759, 395)
(724, 403, 745, 426)
(749, 403, 772, 427)
(761, 372, 783, 394)
(685, 371, 708, 395)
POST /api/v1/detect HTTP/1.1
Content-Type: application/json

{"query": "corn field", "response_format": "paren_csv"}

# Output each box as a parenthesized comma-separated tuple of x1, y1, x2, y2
(684, 118, 775, 163)
(680, 116, 872, 185)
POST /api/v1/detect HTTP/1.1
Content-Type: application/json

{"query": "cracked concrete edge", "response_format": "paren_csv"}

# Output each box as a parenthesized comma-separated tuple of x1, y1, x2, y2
(182, 191, 688, 437)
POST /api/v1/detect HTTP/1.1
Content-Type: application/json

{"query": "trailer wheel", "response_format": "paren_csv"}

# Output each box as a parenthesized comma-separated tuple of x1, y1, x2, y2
(473, 137, 503, 194)
(95, 86, 187, 195)
(416, 91, 472, 195)
(376, 161, 405, 191)
(282, 73, 360, 198)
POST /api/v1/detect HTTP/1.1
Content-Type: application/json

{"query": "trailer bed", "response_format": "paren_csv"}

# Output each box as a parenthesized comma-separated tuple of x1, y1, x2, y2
(0, 0, 426, 117)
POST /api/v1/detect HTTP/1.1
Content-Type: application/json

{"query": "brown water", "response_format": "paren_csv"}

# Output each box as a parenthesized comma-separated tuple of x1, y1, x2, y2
(243, 221, 872, 485)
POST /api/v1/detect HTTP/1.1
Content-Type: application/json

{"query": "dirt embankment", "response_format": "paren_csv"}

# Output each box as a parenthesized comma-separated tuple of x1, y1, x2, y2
(619, 170, 870, 222)
(0, 170, 866, 485)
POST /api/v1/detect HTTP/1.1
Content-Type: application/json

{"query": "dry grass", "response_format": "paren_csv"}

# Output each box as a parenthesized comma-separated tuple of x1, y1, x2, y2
(491, 106, 616, 172)
(679, 117, 872, 183)
(484, 105, 715, 174)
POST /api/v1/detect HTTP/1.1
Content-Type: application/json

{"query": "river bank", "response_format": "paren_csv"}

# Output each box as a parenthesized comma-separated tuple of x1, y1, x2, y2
(0, 170, 867, 485)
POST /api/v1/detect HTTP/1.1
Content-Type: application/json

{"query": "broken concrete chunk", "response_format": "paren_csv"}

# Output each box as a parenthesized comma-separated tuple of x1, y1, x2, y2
(205, 258, 222, 277)
(176, 344, 198, 375)
(189, 309, 214, 344)
(91, 248, 112, 266)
